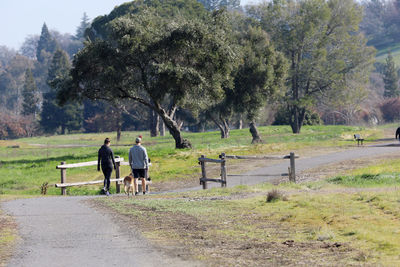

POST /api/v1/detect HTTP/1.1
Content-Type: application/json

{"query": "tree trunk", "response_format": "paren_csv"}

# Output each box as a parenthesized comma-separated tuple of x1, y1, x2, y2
(223, 119, 230, 138)
(290, 51, 301, 134)
(211, 116, 230, 139)
(153, 103, 191, 149)
(149, 110, 159, 137)
(236, 117, 243, 129)
(289, 105, 306, 134)
(249, 121, 262, 144)
(116, 110, 122, 142)
(159, 116, 165, 136)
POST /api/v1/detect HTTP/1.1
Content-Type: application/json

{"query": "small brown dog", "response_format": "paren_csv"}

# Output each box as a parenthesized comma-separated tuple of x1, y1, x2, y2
(123, 175, 135, 197)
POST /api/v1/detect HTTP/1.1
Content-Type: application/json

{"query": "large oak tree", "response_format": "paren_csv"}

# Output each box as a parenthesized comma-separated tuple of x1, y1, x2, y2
(59, 0, 236, 148)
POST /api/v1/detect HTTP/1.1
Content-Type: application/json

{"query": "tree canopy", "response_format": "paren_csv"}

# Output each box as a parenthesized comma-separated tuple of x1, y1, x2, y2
(22, 69, 39, 116)
(197, 0, 241, 10)
(383, 52, 399, 98)
(59, 0, 237, 148)
(36, 23, 57, 63)
(41, 49, 82, 134)
(251, 0, 375, 133)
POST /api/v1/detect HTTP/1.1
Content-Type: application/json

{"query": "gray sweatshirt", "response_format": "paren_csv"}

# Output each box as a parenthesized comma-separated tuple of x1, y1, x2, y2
(129, 145, 149, 169)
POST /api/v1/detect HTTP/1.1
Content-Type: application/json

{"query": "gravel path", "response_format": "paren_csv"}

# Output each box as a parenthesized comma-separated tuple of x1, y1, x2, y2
(3, 142, 400, 267)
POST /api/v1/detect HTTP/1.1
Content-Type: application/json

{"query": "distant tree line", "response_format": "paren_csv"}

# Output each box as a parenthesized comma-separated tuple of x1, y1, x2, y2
(0, 0, 383, 147)
(360, 0, 400, 48)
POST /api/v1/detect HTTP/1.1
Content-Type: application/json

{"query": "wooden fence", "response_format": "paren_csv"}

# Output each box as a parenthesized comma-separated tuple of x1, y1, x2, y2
(198, 152, 298, 189)
(55, 156, 130, 195)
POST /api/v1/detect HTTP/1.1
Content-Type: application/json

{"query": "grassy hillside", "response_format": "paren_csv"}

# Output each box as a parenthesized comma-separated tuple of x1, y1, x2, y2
(375, 43, 400, 66)
(0, 125, 382, 196)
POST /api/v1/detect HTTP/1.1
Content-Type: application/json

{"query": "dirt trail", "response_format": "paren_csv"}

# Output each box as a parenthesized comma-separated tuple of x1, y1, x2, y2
(3, 140, 400, 267)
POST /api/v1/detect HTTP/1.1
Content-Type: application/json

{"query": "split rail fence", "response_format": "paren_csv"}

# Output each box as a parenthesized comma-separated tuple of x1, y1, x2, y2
(199, 152, 298, 189)
(54, 156, 146, 195)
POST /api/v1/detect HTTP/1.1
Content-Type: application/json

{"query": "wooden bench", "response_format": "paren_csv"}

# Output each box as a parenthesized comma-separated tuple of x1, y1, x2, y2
(354, 134, 364, 146)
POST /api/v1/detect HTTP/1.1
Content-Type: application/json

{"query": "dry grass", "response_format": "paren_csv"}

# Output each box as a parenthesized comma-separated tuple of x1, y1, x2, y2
(95, 182, 400, 266)
(266, 189, 287, 202)
(0, 198, 17, 267)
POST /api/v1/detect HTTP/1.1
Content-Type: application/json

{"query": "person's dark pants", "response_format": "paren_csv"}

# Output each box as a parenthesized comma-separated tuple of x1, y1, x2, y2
(101, 166, 112, 191)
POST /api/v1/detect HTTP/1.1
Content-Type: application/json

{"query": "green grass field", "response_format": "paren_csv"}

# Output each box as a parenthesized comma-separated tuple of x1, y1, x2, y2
(375, 43, 400, 66)
(2, 124, 400, 265)
(0, 125, 381, 196)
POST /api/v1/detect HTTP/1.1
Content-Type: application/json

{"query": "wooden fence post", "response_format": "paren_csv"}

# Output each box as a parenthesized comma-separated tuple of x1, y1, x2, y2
(200, 155, 207, 189)
(220, 153, 227, 187)
(289, 152, 296, 182)
(115, 156, 121, 193)
(60, 161, 66, 195)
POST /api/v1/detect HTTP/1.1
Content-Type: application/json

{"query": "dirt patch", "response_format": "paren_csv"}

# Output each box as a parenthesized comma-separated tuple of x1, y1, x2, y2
(93, 196, 361, 266)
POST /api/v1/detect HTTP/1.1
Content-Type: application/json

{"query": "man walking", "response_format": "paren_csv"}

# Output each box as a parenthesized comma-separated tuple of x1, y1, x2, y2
(98, 138, 116, 196)
(129, 137, 149, 195)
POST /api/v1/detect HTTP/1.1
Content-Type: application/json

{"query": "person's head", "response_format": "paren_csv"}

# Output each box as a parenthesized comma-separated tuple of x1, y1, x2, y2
(104, 138, 111, 146)
(135, 137, 141, 144)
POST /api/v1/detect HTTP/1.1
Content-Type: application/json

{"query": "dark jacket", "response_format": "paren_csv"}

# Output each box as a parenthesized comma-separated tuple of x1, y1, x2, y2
(396, 127, 400, 140)
(98, 145, 116, 170)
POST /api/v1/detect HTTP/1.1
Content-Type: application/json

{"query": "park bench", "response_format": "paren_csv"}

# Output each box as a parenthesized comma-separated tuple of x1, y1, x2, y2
(354, 134, 364, 146)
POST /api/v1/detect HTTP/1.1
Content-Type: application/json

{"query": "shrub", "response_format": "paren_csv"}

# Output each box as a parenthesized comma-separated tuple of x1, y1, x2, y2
(0, 113, 37, 139)
(379, 97, 400, 122)
(266, 189, 287, 202)
(273, 106, 322, 126)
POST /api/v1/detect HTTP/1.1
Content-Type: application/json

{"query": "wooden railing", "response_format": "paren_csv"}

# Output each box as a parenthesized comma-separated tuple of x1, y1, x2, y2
(55, 156, 129, 195)
(198, 152, 298, 189)
(198, 153, 227, 189)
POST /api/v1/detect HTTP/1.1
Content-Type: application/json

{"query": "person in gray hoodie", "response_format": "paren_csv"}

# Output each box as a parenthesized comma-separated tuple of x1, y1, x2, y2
(129, 137, 149, 195)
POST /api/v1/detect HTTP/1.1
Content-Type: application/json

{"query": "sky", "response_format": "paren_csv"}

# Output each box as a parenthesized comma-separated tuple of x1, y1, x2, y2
(0, 0, 262, 50)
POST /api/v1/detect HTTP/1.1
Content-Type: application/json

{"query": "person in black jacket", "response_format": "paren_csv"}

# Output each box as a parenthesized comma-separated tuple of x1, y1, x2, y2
(98, 138, 116, 196)
(396, 127, 400, 140)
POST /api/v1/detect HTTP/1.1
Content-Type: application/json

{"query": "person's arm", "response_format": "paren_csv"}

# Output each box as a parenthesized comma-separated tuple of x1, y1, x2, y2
(143, 147, 149, 169)
(129, 148, 133, 169)
(97, 149, 101, 171)
(110, 149, 116, 170)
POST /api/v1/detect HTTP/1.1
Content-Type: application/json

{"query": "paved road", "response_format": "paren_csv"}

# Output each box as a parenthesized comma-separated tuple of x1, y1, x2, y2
(3, 142, 400, 267)
(171, 142, 400, 191)
(222, 143, 400, 188)
(3, 197, 197, 267)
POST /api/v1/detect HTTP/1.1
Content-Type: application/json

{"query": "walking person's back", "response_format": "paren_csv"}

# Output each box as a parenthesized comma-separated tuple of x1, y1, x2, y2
(129, 137, 149, 195)
(98, 138, 116, 195)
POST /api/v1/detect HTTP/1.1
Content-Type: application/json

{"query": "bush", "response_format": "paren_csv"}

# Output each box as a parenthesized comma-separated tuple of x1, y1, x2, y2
(266, 189, 287, 202)
(379, 97, 400, 122)
(0, 113, 37, 139)
(273, 106, 322, 126)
